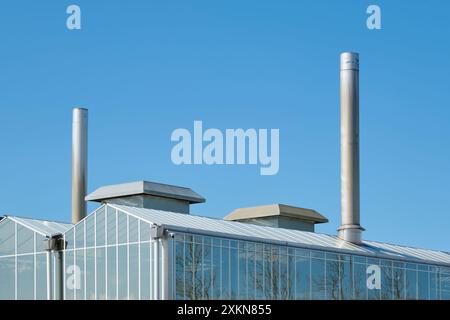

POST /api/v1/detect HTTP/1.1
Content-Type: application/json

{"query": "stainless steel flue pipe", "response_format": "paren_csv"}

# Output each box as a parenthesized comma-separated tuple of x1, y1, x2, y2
(72, 108, 88, 224)
(338, 52, 364, 244)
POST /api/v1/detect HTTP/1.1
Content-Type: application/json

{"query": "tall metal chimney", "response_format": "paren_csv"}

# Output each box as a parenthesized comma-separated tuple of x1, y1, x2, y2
(72, 108, 88, 224)
(337, 52, 364, 244)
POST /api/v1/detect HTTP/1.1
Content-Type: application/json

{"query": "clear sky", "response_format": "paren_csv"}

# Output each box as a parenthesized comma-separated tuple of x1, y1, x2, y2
(0, 0, 449, 251)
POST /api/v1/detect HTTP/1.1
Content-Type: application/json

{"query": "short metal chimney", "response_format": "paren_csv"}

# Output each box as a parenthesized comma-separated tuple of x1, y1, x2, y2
(337, 52, 364, 244)
(72, 108, 88, 224)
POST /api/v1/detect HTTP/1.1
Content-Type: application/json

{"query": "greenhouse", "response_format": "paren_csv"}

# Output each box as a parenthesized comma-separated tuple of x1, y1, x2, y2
(1, 197, 450, 300)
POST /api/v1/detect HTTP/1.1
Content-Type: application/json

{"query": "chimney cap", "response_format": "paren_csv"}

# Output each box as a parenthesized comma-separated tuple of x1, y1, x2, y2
(86, 180, 206, 204)
(224, 204, 328, 224)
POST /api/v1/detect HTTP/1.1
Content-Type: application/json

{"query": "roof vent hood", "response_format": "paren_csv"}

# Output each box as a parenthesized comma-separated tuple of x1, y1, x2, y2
(225, 204, 328, 232)
(86, 181, 205, 214)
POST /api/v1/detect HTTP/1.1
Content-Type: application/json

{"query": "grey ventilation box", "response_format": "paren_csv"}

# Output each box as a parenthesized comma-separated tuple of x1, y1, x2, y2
(86, 181, 205, 214)
(225, 204, 328, 232)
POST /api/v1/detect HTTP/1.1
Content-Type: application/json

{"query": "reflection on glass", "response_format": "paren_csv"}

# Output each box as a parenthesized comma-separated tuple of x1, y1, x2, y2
(311, 258, 325, 300)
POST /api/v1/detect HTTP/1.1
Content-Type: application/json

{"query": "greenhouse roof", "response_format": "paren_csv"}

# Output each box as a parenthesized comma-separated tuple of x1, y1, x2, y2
(3, 215, 72, 236)
(109, 204, 450, 267)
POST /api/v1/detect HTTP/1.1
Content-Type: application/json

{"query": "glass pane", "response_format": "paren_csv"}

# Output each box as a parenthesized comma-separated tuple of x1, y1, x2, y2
(140, 242, 151, 300)
(129, 244, 139, 299)
(418, 271, 429, 300)
(238, 247, 248, 299)
(140, 221, 151, 243)
(96, 247, 106, 300)
(65, 229, 75, 250)
(0, 257, 15, 299)
(75, 249, 85, 299)
(263, 249, 272, 299)
(311, 258, 325, 300)
(381, 265, 394, 300)
(222, 246, 230, 299)
(271, 248, 279, 300)
(107, 246, 117, 299)
(75, 221, 85, 249)
(354, 263, 367, 300)
(279, 254, 288, 299)
(86, 249, 95, 299)
(295, 256, 310, 300)
(64, 250, 75, 300)
(129, 217, 139, 243)
(36, 253, 47, 300)
(107, 208, 117, 246)
(203, 243, 213, 299)
(0, 220, 15, 256)
(230, 248, 238, 299)
(118, 245, 128, 299)
(255, 247, 264, 299)
(17, 225, 34, 254)
(96, 209, 106, 247)
(85, 215, 95, 248)
(212, 244, 221, 299)
(17, 254, 34, 299)
(175, 241, 185, 300)
(341, 260, 352, 300)
(406, 269, 417, 300)
(118, 213, 128, 244)
(392, 268, 405, 300)
(326, 259, 340, 300)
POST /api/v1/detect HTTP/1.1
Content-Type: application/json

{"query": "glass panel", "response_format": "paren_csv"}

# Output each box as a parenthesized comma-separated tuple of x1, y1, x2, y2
(184, 241, 194, 299)
(107, 246, 117, 300)
(85, 215, 95, 248)
(255, 247, 264, 299)
(212, 244, 221, 299)
(175, 241, 186, 300)
(140, 221, 151, 243)
(341, 259, 352, 300)
(64, 250, 75, 300)
(430, 269, 439, 300)
(230, 247, 238, 299)
(271, 247, 279, 300)
(203, 242, 213, 299)
(238, 247, 248, 299)
(96, 209, 106, 247)
(107, 208, 117, 245)
(0, 257, 15, 299)
(406, 268, 417, 300)
(36, 253, 47, 300)
(75, 249, 85, 299)
(140, 242, 151, 300)
(418, 271, 429, 300)
(440, 273, 450, 300)
(353, 263, 367, 300)
(392, 268, 405, 300)
(17, 254, 34, 299)
(65, 229, 75, 250)
(381, 264, 394, 300)
(263, 248, 272, 299)
(129, 244, 139, 299)
(129, 217, 139, 243)
(287, 254, 295, 299)
(326, 259, 340, 300)
(17, 225, 34, 254)
(295, 256, 310, 300)
(0, 220, 15, 256)
(221, 245, 231, 299)
(279, 253, 288, 299)
(86, 248, 95, 299)
(75, 221, 85, 249)
(311, 258, 325, 300)
(96, 247, 106, 300)
(118, 245, 128, 299)
(246, 247, 255, 299)
(118, 213, 128, 245)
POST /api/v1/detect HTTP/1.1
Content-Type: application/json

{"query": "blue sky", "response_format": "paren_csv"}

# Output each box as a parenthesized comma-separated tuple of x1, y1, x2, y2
(0, 0, 449, 251)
